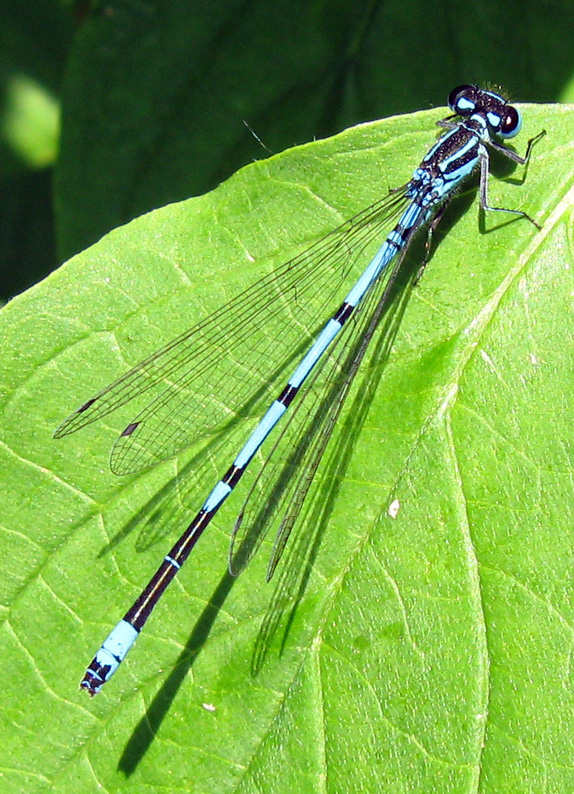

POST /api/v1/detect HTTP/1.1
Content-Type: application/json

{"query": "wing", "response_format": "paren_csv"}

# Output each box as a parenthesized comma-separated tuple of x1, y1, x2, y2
(54, 189, 410, 475)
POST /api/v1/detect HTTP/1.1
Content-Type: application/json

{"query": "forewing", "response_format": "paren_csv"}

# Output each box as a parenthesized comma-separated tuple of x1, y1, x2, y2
(54, 190, 409, 475)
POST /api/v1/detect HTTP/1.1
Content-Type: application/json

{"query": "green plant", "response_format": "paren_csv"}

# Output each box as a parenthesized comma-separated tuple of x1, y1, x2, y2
(1, 99, 573, 792)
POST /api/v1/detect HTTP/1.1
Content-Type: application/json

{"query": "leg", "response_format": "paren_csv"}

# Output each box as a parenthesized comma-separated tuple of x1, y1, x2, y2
(437, 116, 458, 131)
(478, 147, 543, 230)
(413, 202, 450, 284)
(489, 129, 546, 166)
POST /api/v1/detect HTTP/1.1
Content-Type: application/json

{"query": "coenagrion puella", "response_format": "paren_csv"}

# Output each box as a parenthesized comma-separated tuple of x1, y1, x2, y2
(54, 85, 545, 695)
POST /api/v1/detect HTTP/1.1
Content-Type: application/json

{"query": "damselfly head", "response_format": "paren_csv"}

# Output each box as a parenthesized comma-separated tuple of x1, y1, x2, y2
(448, 84, 522, 139)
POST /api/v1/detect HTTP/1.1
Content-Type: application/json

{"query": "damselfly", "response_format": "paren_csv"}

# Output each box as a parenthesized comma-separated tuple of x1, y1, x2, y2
(55, 85, 545, 695)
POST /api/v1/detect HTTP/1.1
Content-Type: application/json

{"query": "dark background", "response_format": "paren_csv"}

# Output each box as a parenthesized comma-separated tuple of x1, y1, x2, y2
(1, 0, 573, 301)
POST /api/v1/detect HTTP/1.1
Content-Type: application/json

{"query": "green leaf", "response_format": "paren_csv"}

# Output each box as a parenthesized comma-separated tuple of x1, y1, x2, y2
(1, 102, 573, 793)
(0, 0, 72, 299)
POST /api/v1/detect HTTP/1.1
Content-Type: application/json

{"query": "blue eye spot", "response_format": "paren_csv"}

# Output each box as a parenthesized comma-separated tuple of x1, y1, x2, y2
(458, 97, 475, 112)
(486, 111, 502, 129)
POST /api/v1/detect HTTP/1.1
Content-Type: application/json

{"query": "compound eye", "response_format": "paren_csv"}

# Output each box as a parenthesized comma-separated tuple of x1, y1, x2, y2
(448, 84, 474, 114)
(500, 105, 522, 138)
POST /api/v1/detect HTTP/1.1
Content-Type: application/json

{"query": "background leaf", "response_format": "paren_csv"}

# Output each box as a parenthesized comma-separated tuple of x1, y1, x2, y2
(0, 0, 71, 299)
(1, 100, 573, 793)
(54, 0, 574, 262)
(4, 0, 574, 300)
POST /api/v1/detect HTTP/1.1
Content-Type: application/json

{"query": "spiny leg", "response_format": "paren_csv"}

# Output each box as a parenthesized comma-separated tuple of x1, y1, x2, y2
(478, 144, 543, 230)
(413, 201, 450, 285)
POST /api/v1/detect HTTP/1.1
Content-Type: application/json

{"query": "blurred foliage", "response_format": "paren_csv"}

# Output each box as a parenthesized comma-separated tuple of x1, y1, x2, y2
(2, 0, 574, 298)
(0, 1, 72, 299)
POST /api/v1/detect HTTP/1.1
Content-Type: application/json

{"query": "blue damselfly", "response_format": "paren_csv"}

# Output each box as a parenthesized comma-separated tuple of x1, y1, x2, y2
(55, 85, 545, 695)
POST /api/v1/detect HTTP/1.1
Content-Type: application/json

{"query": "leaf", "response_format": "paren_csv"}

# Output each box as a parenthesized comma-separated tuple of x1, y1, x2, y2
(0, 0, 72, 299)
(1, 102, 573, 793)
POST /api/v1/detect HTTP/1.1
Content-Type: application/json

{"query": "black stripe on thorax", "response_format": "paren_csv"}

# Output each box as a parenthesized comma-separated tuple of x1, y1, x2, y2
(443, 141, 480, 175)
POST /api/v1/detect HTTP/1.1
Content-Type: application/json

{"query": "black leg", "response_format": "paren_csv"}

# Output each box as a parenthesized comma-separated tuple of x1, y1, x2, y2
(413, 202, 450, 285)
(489, 129, 546, 166)
(478, 143, 544, 230)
